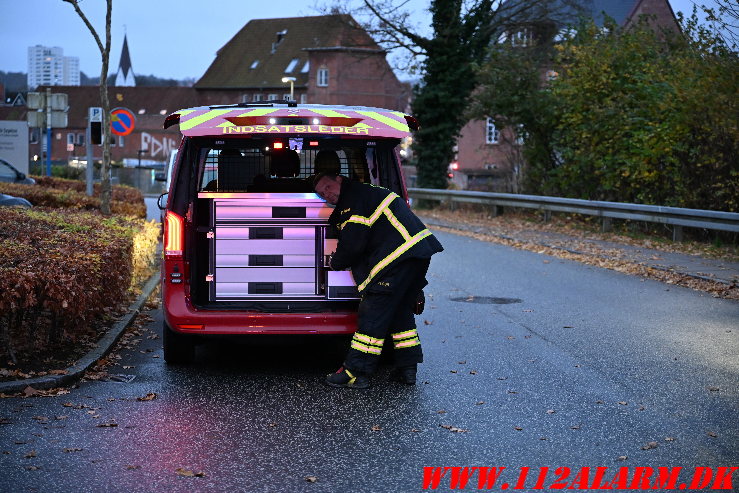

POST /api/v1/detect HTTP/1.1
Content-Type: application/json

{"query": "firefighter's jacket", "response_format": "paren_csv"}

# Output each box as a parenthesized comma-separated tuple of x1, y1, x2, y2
(328, 179, 443, 292)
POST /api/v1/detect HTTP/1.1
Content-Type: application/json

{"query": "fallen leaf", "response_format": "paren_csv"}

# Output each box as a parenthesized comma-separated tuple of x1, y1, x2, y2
(546, 409, 556, 414)
(571, 424, 582, 430)
(96, 422, 118, 428)
(469, 370, 478, 375)
(641, 441, 659, 450)
(63, 448, 83, 453)
(440, 424, 468, 433)
(707, 386, 720, 392)
(136, 393, 157, 402)
(25, 466, 40, 471)
(458, 361, 466, 364)
(706, 431, 718, 438)
(618, 401, 628, 406)
(665, 437, 675, 442)
(176, 468, 205, 477)
(305, 476, 319, 483)
(475, 401, 485, 405)
(410, 428, 421, 433)
(49, 370, 68, 376)
(126, 465, 141, 470)
(23, 387, 41, 397)
(514, 426, 523, 431)
(371, 425, 382, 431)
(507, 390, 517, 394)
(437, 410, 446, 414)
(617, 456, 628, 461)
(424, 320, 432, 325)
(24, 450, 37, 459)
(450, 370, 458, 374)
(595, 400, 604, 404)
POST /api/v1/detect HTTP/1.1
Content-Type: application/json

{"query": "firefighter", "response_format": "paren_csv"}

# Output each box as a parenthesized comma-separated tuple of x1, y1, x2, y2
(313, 173, 443, 388)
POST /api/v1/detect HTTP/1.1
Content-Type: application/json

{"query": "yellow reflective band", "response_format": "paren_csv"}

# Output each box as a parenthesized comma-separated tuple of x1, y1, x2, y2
(356, 111, 409, 132)
(357, 229, 433, 292)
(384, 209, 411, 241)
(353, 333, 384, 347)
(344, 369, 357, 385)
(217, 108, 280, 128)
(392, 329, 418, 340)
(351, 341, 382, 355)
(340, 193, 398, 230)
(394, 339, 420, 349)
(311, 108, 350, 119)
(180, 109, 234, 131)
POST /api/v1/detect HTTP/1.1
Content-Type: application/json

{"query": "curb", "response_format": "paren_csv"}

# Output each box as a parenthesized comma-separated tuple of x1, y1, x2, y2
(0, 272, 161, 395)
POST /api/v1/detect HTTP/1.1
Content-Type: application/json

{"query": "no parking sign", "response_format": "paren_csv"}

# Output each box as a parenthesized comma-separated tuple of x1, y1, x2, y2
(110, 107, 135, 136)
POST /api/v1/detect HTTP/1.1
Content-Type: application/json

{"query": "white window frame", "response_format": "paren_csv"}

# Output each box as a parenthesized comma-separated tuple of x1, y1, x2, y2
(66, 133, 75, 146)
(267, 93, 278, 101)
(300, 94, 307, 104)
(317, 67, 329, 87)
(253, 94, 263, 102)
(486, 118, 500, 145)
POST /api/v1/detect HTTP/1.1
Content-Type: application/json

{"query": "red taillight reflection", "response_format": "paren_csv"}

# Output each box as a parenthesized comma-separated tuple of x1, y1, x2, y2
(164, 211, 184, 258)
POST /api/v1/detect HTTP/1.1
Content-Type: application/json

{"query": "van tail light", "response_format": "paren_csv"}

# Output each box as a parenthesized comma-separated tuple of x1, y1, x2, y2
(164, 211, 184, 258)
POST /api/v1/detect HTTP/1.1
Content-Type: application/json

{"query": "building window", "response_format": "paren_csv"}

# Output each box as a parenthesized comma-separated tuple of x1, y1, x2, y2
(267, 93, 278, 101)
(250, 60, 259, 69)
(285, 58, 299, 73)
(66, 133, 75, 146)
(515, 124, 525, 145)
(242, 94, 250, 103)
(253, 94, 263, 102)
(510, 28, 533, 47)
(119, 136, 125, 147)
(486, 118, 500, 144)
(300, 94, 307, 104)
(283, 94, 291, 101)
(76, 133, 85, 146)
(301, 61, 310, 73)
(317, 67, 329, 87)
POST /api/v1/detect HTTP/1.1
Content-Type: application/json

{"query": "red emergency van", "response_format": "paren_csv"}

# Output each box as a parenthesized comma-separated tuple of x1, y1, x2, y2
(158, 102, 417, 363)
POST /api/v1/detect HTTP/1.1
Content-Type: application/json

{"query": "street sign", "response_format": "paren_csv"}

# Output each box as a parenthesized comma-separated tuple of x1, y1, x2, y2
(27, 92, 44, 110)
(89, 107, 103, 145)
(110, 107, 135, 136)
(89, 107, 102, 122)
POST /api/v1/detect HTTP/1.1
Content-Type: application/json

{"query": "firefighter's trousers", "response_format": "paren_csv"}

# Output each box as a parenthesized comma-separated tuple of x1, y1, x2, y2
(344, 258, 430, 375)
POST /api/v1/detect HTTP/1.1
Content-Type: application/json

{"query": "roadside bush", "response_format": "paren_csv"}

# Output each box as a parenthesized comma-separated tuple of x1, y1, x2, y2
(0, 207, 158, 365)
(0, 176, 146, 218)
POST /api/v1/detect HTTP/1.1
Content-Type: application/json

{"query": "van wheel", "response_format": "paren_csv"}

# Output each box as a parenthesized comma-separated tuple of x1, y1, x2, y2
(163, 322, 195, 364)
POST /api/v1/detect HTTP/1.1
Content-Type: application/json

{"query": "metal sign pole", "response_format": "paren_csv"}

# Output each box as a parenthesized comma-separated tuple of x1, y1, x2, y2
(45, 88, 52, 176)
(86, 124, 93, 196)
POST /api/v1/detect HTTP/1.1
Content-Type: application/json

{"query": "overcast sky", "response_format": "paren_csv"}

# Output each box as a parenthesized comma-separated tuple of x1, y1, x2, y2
(0, 0, 723, 82)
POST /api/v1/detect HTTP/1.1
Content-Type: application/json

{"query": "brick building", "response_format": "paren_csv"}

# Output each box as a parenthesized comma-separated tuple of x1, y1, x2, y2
(195, 14, 410, 110)
(452, 0, 681, 191)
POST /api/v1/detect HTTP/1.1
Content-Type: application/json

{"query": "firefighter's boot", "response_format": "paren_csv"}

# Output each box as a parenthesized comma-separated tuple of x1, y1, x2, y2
(389, 365, 417, 385)
(325, 366, 369, 389)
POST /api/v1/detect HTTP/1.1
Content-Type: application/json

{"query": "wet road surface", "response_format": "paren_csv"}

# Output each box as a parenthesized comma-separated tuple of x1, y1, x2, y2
(1, 229, 737, 492)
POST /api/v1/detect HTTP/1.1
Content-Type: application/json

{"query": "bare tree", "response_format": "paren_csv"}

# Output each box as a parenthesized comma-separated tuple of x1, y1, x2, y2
(62, 0, 113, 215)
(702, 0, 739, 46)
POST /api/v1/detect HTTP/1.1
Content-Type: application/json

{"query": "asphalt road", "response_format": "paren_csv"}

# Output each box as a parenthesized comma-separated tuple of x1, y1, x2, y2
(1, 229, 737, 492)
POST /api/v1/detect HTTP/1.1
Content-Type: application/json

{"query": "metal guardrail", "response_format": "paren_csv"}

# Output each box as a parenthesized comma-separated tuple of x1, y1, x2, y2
(407, 188, 739, 241)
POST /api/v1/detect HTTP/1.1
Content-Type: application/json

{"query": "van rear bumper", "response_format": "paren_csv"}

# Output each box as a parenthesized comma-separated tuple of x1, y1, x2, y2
(163, 283, 357, 335)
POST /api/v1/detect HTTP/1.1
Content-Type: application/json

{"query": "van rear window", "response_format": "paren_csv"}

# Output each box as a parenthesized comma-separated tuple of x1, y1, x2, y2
(198, 140, 374, 193)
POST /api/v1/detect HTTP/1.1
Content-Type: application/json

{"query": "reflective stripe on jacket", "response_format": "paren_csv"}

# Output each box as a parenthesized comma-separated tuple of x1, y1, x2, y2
(328, 180, 443, 292)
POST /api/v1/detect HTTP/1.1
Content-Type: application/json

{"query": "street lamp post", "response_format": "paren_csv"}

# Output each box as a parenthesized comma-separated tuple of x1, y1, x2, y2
(281, 76, 296, 101)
